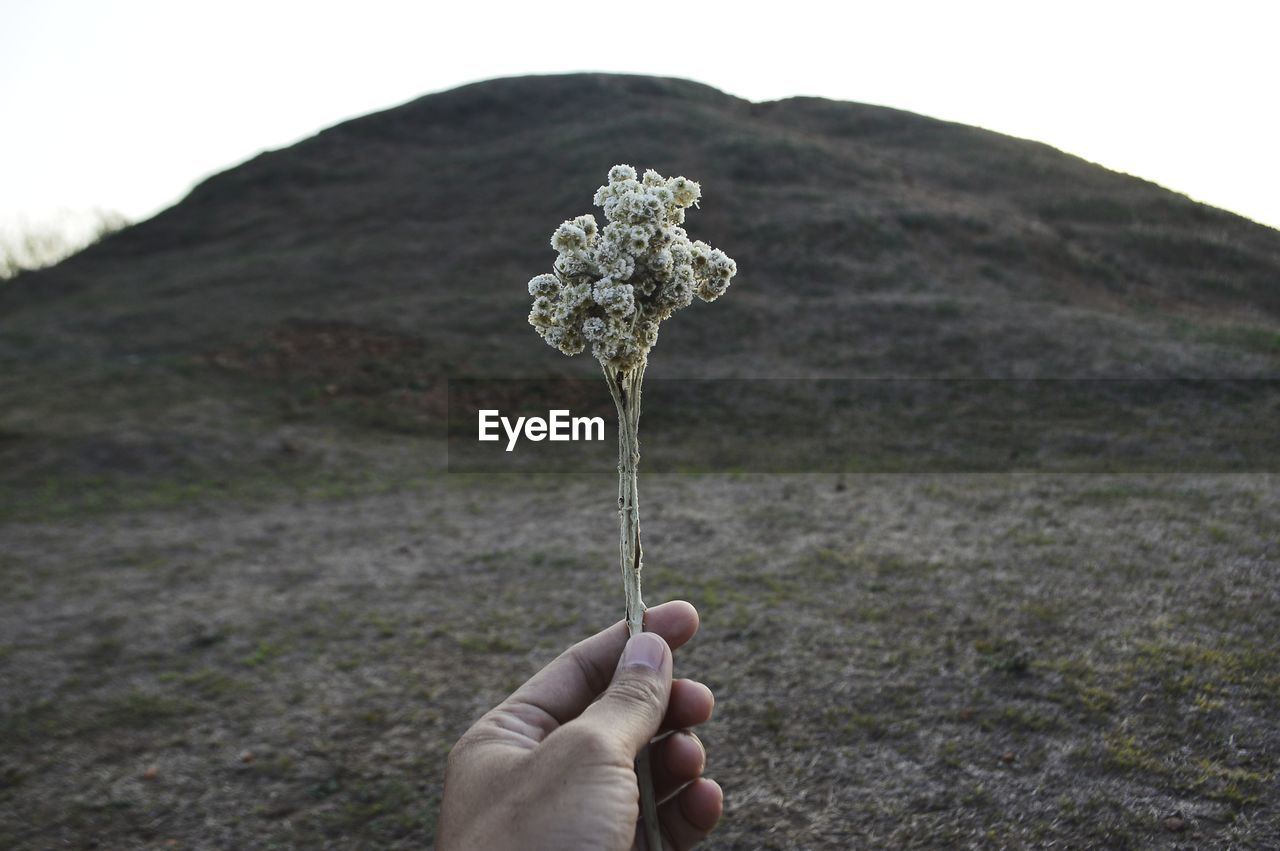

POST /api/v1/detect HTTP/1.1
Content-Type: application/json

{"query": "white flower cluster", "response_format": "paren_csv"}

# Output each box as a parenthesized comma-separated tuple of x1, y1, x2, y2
(528, 165, 736, 370)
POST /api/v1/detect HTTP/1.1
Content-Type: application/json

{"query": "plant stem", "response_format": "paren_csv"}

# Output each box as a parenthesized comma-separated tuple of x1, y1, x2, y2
(604, 360, 662, 850)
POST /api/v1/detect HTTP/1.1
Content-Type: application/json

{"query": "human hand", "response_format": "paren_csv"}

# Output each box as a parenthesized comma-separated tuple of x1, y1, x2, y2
(436, 600, 722, 850)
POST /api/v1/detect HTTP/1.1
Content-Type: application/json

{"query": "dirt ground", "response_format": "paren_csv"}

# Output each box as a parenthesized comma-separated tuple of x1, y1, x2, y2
(1, 472, 1276, 849)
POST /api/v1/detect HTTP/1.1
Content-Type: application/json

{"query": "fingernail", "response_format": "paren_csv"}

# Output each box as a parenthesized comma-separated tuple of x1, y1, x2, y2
(620, 633, 666, 671)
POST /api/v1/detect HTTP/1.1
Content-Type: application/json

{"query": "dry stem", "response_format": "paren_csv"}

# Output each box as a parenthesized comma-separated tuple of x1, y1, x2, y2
(604, 361, 662, 850)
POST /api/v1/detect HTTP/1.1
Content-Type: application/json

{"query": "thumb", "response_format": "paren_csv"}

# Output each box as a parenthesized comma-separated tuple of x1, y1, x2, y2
(576, 632, 673, 755)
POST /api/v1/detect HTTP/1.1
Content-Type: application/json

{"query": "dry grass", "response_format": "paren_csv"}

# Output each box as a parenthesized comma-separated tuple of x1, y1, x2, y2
(1, 472, 1276, 848)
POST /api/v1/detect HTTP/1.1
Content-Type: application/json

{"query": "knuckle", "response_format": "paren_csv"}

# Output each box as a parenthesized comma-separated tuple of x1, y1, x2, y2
(564, 642, 615, 695)
(609, 672, 667, 715)
(560, 723, 619, 759)
(445, 734, 478, 775)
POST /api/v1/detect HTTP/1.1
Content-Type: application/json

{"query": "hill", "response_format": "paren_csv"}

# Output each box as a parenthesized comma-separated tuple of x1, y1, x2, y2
(2, 74, 1278, 510)
(4, 73, 1280, 377)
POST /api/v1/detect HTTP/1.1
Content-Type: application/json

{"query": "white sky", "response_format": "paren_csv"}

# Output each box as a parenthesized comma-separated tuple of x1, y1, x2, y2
(2, 0, 1278, 239)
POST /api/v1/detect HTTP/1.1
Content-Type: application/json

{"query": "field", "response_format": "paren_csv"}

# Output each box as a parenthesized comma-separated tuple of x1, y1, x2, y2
(2, 469, 1277, 848)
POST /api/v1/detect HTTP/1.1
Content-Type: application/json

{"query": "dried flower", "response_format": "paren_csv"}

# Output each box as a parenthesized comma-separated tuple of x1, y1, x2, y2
(527, 273, 559, 298)
(527, 165, 736, 371)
